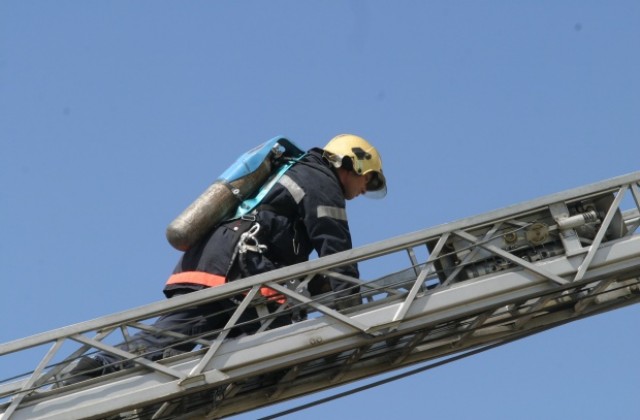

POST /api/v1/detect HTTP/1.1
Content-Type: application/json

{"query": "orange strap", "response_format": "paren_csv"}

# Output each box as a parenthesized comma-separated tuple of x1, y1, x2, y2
(166, 271, 226, 288)
(259, 287, 286, 304)
(166, 271, 286, 304)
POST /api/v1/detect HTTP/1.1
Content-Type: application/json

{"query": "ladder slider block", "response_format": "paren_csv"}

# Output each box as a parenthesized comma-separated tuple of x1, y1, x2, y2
(179, 369, 229, 389)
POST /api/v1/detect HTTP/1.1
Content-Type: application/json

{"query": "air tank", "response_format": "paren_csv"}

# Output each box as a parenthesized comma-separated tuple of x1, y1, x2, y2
(166, 137, 305, 251)
(166, 157, 273, 251)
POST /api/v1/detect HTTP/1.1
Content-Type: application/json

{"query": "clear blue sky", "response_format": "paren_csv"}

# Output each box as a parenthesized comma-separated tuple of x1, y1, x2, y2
(2, 2, 639, 419)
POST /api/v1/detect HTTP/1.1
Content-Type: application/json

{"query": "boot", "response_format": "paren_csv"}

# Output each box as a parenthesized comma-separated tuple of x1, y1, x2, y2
(59, 356, 105, 386)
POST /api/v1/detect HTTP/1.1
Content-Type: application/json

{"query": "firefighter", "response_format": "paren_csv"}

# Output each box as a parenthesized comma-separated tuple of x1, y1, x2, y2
(60, 133, 386, 385)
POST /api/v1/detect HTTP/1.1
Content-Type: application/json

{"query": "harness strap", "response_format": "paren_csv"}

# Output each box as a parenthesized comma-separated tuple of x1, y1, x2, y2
(166, 271, 226, 287)
(232, 154, 306, 220)
(165, 271, 285, 304)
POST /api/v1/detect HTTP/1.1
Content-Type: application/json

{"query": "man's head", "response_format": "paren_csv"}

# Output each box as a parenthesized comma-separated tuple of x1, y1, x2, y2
(323, 134, 387, 200)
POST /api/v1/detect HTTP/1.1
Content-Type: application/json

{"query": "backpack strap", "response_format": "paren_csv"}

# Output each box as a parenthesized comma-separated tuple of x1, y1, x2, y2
(231, 154, 306, 220)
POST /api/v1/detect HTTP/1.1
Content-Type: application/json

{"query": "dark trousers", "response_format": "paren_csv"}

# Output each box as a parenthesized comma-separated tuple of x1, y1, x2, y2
(96, 292, 262, 373)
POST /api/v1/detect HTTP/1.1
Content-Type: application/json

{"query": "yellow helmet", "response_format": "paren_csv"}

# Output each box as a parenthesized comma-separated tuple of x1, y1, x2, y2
(323, 134, 387, 198)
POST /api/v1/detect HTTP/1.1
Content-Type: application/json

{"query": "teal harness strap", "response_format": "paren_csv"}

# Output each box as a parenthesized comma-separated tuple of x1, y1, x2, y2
(232, 154, 306, 220)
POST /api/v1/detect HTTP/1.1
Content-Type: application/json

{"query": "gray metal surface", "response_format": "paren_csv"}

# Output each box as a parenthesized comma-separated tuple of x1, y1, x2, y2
(1, 171, 639, 420)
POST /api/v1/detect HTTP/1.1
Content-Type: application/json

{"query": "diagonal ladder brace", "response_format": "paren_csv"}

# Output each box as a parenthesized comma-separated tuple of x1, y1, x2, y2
(72, 334, 186, 381)
(182, 286, 262, 384)
(454, 230, 570, 285)
(265, 282, 373, 333)
(1, 340, 65, 420)
(441, 225, 504, 287)
(151, 288, 266, 420)
(391, 233, 449, 326)
(574, 185, 628, 281)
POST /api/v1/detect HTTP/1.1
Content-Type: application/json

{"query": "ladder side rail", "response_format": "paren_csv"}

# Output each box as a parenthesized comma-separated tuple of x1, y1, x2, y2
(0, 241, 396, 357)
(0, 240, 434, 400)
(0, 175, 638, 400)
(0, 271, 564, 419)
(213, 286, 640, 419)
(195, 236, 640, 380)
(3, 171, 639, 357)
(398, 171, 639, 244)
(0, 236, 438, 401)
(7, 236, 640, 420)
(2, 171, 640, 416)
(512, 184, 636, 327)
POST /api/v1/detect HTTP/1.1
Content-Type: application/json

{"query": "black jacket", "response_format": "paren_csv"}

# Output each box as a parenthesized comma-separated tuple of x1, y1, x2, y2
(166, 148, 359, 297)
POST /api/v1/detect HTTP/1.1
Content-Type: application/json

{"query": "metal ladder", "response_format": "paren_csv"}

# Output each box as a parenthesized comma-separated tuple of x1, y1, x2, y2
(1, 171, 639, 420)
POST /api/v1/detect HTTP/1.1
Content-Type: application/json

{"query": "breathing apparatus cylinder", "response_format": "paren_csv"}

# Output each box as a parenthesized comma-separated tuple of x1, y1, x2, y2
(166, 136, 305, 252)
(166, 143, 280, 251)
(166, 153, 273, 252)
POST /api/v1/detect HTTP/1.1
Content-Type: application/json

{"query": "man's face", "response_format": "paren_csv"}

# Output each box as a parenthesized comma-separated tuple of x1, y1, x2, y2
(342, 171, 373, 200)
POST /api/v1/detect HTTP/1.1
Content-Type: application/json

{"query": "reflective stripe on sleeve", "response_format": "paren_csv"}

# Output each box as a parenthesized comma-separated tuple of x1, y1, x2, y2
(278, 174, 305, 204)
(317, 205, 348, 221)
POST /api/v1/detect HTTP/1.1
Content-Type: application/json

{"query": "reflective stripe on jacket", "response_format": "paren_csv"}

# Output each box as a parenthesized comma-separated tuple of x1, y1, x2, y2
(166, 271, 226, 288)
